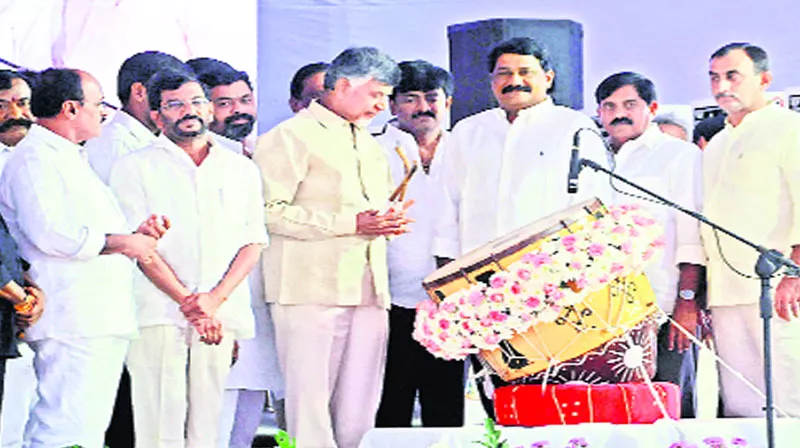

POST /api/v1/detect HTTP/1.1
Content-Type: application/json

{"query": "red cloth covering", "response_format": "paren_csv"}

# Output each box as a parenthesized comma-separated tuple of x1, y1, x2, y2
(494, 382, 680, 426)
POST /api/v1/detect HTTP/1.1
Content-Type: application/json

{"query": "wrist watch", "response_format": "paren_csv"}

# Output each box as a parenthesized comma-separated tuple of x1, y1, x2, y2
(679, 289, 696, 301)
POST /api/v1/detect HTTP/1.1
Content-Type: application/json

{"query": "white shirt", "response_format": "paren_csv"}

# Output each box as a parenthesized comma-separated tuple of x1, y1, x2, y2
(702, 104, 800, 307)
(373, 124, 447, 308)
(0, 141, 13, 174)
(84, 110, 156, 184)
(0, 124, 136, 341)
(609, 126, 705, 313)
(433, 98, 612, 258)
(109, 134, 268, 339)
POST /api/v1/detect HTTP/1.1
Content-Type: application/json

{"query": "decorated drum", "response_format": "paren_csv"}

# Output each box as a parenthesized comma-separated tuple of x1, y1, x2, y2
(422, 198, 659, 382)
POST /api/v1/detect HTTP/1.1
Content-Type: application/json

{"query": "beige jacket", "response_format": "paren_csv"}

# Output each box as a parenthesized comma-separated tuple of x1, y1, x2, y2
(253, 102, 393, 308)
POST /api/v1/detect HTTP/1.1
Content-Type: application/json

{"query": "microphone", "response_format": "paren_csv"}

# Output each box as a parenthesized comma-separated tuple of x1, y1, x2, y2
(567, 129, 582, 194)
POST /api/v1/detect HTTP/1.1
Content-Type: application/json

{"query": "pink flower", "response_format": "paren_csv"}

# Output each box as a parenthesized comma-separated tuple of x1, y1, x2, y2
(488, 311, 508, 322)
(621, 241, 633, 254)
(484, 333, 500, 345)
(438, 319, 450, 330)
(417, 300, 437, 312)
(652, 235, 666, 248)
(523, 252, 552, 268)
(561, 234, 578, 247)
(515, 268, 532, 281)
(588, 243, 606, 257)
(610, 263, 625, 275)
(592, 220, 605, 230)
(480, 317, 493, 327)
(643, 248, 654, 260)
(632, 214, 655, 227)
(490, 275, 507, 288)
(569, 261, 584, 270)
(441, 302, 457, 313)
(525, 296, 541, 308)
(611, 225, 626, 234)
(489, 293, 504, 303)
(628, 227, 640, 238)
(543, 283, 557, 295)
(510, 283, 522, 295)
(469, 292, 485, 307)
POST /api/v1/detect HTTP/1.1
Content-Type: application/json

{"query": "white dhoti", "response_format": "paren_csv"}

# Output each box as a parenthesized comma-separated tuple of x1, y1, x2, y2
(25, 336, 129, 448)
(273, 303, 388, 448)
(712, 304, 800, 417)
(0, 343, 36, 448)
(128, 325, 233, 448)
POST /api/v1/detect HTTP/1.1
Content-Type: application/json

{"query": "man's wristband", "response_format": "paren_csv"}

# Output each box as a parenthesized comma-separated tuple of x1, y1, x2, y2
(678, 289, 696, 301)
(14, 295, 35, 313)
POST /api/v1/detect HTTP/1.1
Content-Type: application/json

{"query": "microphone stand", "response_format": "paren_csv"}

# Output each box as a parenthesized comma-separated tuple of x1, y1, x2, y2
(578, 157, 799, 448)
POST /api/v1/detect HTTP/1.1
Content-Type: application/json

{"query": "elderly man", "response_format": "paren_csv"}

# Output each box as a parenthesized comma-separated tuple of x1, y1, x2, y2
(0, 67, 162, 448)
(702, 42, 800, 418)
(288, 62, 329, 113)
(84, 50, 186, 184)
(370, 60, 464, 427)
(595, 71, 704, 417)
(109, 69, 268, 448)
(434, 36, 610, 267)
(653, 113, 691, 141)
(254, 47, 409, 448)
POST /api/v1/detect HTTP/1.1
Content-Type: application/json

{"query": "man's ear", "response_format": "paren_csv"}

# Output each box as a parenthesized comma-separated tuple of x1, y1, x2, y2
(150, 110, 163, 132)
(62, 100, 79, 120)
(131, 82, 148, 104)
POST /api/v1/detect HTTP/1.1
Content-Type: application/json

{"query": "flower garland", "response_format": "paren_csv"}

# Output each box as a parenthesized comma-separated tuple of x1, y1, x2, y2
(413, 204, 665, 360)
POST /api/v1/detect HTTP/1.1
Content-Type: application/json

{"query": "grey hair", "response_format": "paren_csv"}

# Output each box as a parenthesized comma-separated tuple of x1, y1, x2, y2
(653, 113, 692, 135)
(323, 47, 401, 90)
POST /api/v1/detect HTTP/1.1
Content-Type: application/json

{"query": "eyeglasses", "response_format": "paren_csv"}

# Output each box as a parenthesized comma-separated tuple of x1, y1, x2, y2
(161, 98, 210, 112)
(0, 98, 30, 113)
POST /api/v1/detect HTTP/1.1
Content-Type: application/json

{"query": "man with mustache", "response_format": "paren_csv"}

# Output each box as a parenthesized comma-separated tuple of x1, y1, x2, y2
(0, 67, 162, 448)
(370, 60, 464, 428)
(188, 58, 257, 157)
(108, 69, 268, 447)
(434, 37, 610, 270)
(595, 71, 704, 417)
(0, 69, 45, 448)
(701, 42, 800, 418)
(84, 51, 187, 184)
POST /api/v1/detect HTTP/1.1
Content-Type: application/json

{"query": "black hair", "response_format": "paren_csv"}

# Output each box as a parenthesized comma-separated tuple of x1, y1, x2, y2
(187, 57, 252, 91)
(693, 114, 727, 145)
(710, 42, 769, 73)
(31, 68, 84, 118)
(146, 69, 210, 111)
(290, 62, 329, 99)
(595, 71, 657, 105)
(487, 37, 553, 73)
(117, 51, 186, 105)
(0, 70, 24, 91)
(390, 60, 454, 99)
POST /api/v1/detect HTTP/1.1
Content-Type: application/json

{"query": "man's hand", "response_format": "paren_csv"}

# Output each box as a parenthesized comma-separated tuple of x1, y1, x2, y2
(356, 200, 413, 237)
(136, 214, 171, 240)
(104, 233, 158, 264)
(195, 318, 223, 345)
(16, 286, 44, 329)
(668, 299, 700, 353)
(775, 276, 800, 321)
(180, 292, 225, 323)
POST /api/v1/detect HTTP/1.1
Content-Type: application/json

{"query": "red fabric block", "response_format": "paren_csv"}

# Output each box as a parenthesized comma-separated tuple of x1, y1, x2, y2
(494, 382, 680, 426)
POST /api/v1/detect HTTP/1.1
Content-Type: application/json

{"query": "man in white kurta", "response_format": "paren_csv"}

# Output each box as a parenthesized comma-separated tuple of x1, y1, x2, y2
(702, 43, 800, 417)
(433, 37, 611, 262)
(372, 60, 465, 427)
(0, 68, 159, 448)
(84, 50, 186, 184)
(109, 70, 267, 448)
(595, 72, 705, 417)
(0, 69, 37, 448)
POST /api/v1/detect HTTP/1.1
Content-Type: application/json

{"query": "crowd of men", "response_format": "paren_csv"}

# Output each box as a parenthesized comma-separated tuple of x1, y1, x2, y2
(0, 36, 797, 448)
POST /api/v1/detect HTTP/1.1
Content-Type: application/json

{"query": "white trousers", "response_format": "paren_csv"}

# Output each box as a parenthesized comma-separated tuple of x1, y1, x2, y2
(712, 304, 800, 417)
(25, 336, 129, 448)
(273, 304, 388, 448)
(217, 389, 266, 448)
(127, 325, 233, 448)
(1, 343, 36, 448)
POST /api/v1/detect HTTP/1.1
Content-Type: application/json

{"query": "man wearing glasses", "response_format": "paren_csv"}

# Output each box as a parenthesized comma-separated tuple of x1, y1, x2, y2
(434, 37, 610, 267)
(109, 69, 268, 448)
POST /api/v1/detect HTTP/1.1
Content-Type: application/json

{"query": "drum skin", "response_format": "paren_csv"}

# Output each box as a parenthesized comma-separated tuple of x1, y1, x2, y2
(494, 382, 681, 426)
